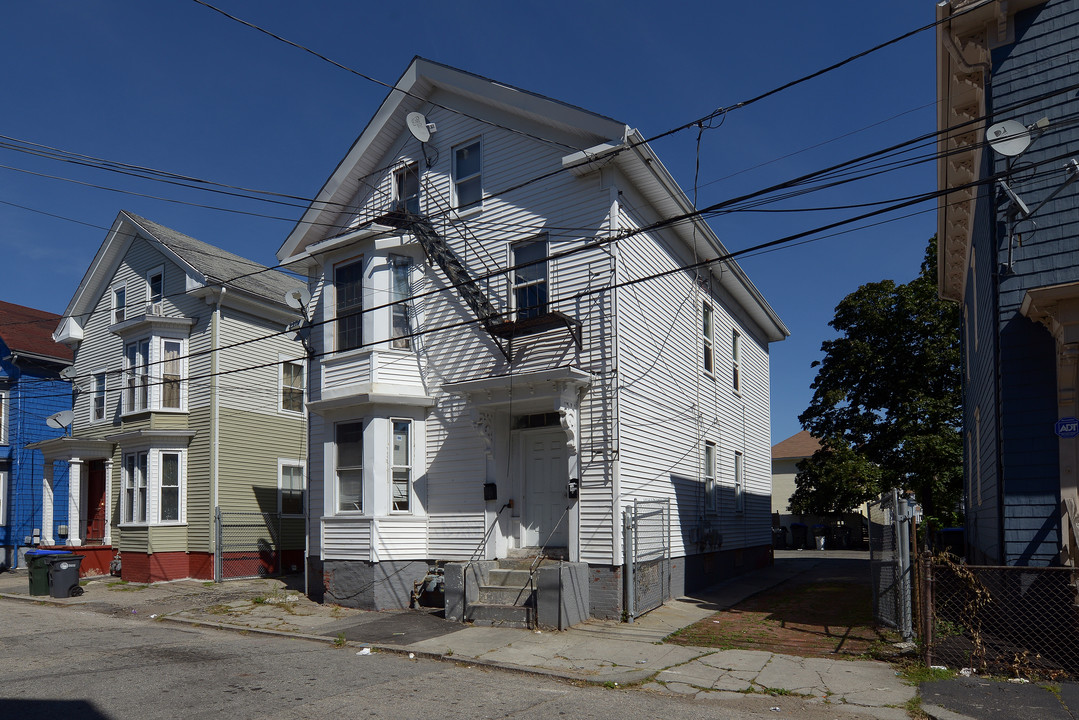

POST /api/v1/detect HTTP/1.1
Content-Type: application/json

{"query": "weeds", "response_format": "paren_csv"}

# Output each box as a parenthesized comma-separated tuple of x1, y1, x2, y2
(333, 632, 347, 648)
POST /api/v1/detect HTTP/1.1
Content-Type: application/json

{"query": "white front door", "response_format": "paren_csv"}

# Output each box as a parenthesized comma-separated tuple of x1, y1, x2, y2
(521, 429, 569, 548)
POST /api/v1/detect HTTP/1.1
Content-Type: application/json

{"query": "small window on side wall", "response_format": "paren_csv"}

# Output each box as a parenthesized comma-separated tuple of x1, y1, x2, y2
(113, 285, 126, 324)
(280, 463, 305, 516)
(511, 237, 548, 320)
(731, 329, 741, 393)
(702, 302, 714, 375)
(394, 164, 420, 214)
(335, 421, 364, 513)
(734, 451, 744, 513)
(281, 360, 304, 413)
(453, 139, 482, 210)
(704, 441, 717, 514)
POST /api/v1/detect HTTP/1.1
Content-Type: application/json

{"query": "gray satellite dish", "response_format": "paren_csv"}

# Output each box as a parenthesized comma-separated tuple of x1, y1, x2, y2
(284, 287, 311, 311)
(998, 179, 1031, 216)
(46, 410, 74, 430)
(406, 112, 432, 143)
(59, 366, 78, 381)
(986, 120, 1032, 157)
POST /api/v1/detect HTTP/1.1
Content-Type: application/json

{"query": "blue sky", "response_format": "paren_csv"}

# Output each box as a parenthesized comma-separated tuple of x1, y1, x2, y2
(0, 1, 938, 444)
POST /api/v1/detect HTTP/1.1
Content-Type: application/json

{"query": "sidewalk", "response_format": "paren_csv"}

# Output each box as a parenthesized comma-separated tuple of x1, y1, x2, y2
(0, 551, 915, 719)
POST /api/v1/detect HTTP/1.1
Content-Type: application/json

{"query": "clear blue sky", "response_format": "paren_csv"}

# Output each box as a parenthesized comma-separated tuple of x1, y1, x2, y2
(0, 1, 938, 444)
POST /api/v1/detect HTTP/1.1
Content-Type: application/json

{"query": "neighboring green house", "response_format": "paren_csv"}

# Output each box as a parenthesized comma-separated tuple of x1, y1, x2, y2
(31, 211, 307, 583)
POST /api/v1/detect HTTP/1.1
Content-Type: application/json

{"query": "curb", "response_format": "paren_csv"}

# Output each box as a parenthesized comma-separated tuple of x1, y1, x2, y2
(160, 614, 651, 686)
(920, 702, 979, 720)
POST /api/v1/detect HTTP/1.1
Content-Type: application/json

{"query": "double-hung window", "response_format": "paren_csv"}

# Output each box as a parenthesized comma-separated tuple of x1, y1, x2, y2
(112, 285, 127, 323)
(92, 372, 107, 422)
(391, 419, 412, 512)
(160, 452, 181, 522)
(731, 329, 741, 393)
(704, 441, 717, 514)
(394, 163, 420, 214)
(335, 421, 364, 513)
(335, 258, 364, 352)
(123, 452, 148, 524)
(511, 237, 548, 320)
(734, 451, 745, 513)
(452, 139, 482, 210)
(0, 389, 7, 445)
(147, 267, 164, 314)
(279, 462, 305, 516)
(281, 360, 304, 413)
(389, 254, 413, 349)
(702, 302, 714, 375)
(161, 340, 182, 409)
(124, 339, 150, 413)
(0, 469, 7, 525)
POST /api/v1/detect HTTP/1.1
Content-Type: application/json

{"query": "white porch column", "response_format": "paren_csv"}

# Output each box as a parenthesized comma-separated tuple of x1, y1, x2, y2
(67, 458, 83, 547)
(558, 383, 582, 563)
(41, 462, 55, 546)
(103, 459, 114, 546)
(470, 407, 506, 559)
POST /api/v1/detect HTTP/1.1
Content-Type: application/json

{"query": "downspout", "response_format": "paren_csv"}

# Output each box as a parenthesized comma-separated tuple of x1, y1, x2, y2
(211, 287, 225, 579)
(608, 178, 623, 567)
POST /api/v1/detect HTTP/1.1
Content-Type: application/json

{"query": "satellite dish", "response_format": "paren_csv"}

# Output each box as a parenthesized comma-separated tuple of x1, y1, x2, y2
(998, 180, 1031, 216)
(284, 287, 311, 311)
(46, 410, 74, 430)
(987, 120, 1032, 157)
(406, 112, 432, 143)
(59, 366, 78, 381)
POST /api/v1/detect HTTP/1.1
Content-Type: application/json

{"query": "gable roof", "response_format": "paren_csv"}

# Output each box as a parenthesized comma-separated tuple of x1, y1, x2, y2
(124, 212, 298, 304)
(0, 301, 73, 363)
(278, 57, 787, 343)
(59, 211, 300, 335)
(771, 430, 820, 461)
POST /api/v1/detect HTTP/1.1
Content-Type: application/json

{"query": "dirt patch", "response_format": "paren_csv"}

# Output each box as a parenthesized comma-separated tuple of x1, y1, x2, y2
(667, 577, 897, 658)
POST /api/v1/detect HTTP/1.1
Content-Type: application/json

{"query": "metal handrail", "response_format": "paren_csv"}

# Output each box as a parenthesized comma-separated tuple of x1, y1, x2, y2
(469, 502, 511, 562)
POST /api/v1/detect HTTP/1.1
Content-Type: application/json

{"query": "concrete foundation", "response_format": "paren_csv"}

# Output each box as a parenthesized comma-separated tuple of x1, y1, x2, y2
(322, 558, 433, 610)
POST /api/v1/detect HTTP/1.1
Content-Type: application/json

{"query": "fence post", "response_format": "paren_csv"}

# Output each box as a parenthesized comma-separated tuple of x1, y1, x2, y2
(623, 509, 635, 622)
(923, 552, 934, 668)
(214, 506, 222, 583)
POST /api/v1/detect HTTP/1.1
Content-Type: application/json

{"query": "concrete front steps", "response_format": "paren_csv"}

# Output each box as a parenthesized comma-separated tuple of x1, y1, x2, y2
(444, 552, 590, 630)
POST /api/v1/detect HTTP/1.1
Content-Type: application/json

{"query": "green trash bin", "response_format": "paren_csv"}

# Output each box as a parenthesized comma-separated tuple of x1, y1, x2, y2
(26, 550, 73, 596)
(48, 555, 86, 598)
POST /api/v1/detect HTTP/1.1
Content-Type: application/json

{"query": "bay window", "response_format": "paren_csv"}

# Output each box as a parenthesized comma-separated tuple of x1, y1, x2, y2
(123, 336, 186, 413)
(122, 449, 185, 525)
(92, 372, 107, 422)
(389, 254, 413, 349)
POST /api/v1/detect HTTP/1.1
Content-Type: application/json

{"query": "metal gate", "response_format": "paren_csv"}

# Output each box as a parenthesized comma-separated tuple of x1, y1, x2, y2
(215, 509, 283, 581)
(623, 498, 671, 621)
(868, 489, 913, 639)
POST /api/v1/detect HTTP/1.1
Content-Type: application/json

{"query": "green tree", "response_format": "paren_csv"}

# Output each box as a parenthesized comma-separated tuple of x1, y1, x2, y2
(791, 237, 962, 528)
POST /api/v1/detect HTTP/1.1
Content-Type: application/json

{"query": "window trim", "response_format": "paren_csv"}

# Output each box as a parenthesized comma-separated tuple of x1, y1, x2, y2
(0, 389, 7, 446)
(731, 329, 742, 395)
(334, 419, 365, 515)
(333, 255, 365, 354)
(279, 356, 305, 415)
(278, 459, 306, 517)
(390, 418, 413, 514)
(389, 254, 414, 350)
(146, 265, 164, 315)
(112, 283, 127, 324)
(158, 450, 184, 524)
(0, 469, 7, 525)
(121, 449, 186, 526)
(734, 450, 745, 514)
(451, 137, 483, 214)
(393, 162, 420, 214)
(702, 301, 715, 377)
(90, 370, 108, 423)
(704, 440, 717, 514)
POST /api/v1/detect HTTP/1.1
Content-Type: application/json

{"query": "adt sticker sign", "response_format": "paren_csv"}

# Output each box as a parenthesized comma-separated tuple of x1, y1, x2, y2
(1055, 417, 1079, 438)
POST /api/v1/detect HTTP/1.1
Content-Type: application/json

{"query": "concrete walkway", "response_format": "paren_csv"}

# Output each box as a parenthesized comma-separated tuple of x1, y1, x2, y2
(0, 551, 915, 719)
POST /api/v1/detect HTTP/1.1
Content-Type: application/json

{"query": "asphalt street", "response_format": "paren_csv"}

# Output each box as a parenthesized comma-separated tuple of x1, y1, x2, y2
(1, 601, 906, 720)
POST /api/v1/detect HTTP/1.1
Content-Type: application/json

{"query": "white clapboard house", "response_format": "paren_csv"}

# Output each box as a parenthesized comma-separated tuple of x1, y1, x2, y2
(278, 58, 787, 625)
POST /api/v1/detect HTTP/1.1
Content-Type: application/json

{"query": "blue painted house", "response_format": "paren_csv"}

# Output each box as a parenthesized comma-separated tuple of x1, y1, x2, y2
(937, 0, 1079, 566)
(0, 301, 73, 570)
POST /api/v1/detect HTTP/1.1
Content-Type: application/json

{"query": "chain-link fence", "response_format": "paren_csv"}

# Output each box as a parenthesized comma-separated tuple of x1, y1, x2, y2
(215, 509, 305, 581)
(623, 498, 670, 621)
(922, 555, 1079, 678)
(868, 490, 914, 638)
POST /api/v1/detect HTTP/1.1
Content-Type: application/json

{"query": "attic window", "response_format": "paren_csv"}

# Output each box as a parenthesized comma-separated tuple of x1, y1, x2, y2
(453, 139, 482, 210)
(394, 164, 420, 214)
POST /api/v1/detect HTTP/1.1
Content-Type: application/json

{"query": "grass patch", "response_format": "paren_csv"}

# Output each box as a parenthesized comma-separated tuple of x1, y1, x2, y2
(905, 695, 929, 719)
(898, 662, 955, 685)
(106, 580, 146, 592)
(333, 632, 347, 648)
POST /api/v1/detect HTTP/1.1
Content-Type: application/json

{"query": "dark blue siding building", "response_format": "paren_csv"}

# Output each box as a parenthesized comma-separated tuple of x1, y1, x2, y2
(938, 0, 1079, 566)
(0, 301, 72, 569)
